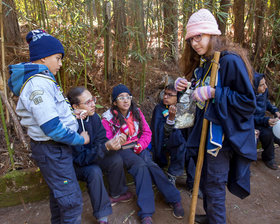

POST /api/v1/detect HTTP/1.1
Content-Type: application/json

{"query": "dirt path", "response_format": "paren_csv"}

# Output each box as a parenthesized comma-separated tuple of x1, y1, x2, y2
(0, 148, 279, 224)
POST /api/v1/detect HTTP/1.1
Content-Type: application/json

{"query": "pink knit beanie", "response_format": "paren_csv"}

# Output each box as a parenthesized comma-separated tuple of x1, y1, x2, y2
(185, 9, 221, 40)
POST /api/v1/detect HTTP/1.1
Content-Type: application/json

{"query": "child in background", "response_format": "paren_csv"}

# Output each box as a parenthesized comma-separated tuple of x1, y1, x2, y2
(176, 9, 257, 224)
(67, 86, 133, 224)
(8, 30, 89, 223)
(150, 84, 198, 195)
(253, 73, 280, 170)
(101, 84, 184, 224)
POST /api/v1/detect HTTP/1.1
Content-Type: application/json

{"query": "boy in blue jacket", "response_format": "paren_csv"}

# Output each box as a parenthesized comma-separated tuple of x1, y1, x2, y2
(254, 72, 280, 170)
(151, 84, 196, 192)
(8, 30, 89, 224)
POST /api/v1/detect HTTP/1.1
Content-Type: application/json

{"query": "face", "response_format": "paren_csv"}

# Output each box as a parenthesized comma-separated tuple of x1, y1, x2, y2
(257, 78, 267, 94)
(114, 92, 132, 116)
(190, 34, 211, 56)
(41, 53, 62, 75)
(73, 90, 96, 116)
(163, 89, 177, 106)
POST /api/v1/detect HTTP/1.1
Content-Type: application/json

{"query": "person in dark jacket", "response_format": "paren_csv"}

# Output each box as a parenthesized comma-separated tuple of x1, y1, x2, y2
(150, 84, 197, 192)
(176, 9, 257, 224)
(67, 86, 133, 224)
(253, 72, 280, 170)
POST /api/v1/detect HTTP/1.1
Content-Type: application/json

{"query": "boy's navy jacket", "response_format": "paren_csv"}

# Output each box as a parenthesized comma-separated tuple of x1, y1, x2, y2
(187, 51, 257, 199)
(253, 72, 278, 127)
(151, 101, 186, 166)
(73, 113, 109, 166)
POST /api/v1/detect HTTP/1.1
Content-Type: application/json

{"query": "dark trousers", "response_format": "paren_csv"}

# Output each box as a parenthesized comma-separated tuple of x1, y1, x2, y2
(258, 126, 275, 161)
(118, 149, 181, 219)
(201, 150, 231, 224)
(96, 151, 128, 197)
(166, 143, 186, 176)
(74, 164, 112, 219)
(31, 142, 82, 224)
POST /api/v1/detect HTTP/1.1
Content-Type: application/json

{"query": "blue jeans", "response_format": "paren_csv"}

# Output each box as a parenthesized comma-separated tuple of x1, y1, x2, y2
(75, 164, 112, 219)
(31, 141, 82, 224)
(201, 150, 231, 224)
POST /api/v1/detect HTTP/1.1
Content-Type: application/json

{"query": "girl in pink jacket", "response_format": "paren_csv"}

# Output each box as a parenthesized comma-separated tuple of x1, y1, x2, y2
(102, 84, 184, 224)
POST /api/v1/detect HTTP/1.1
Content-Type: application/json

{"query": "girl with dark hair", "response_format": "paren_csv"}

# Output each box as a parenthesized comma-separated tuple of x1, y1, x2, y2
(101, 84, 184, 224)
(175, 9, 257, 224)
(67, 86, 133, 224)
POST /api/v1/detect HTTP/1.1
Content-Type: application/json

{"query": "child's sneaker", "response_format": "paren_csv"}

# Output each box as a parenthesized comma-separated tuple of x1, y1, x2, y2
(170, 201, 184, 219)
(141, 216, 153, 224)
(167, 172, 176, 186)
(110, 191, 133, 206)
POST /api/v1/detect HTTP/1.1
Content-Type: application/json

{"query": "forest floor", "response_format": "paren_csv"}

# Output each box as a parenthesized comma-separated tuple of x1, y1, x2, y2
(0, 147, 279, 224)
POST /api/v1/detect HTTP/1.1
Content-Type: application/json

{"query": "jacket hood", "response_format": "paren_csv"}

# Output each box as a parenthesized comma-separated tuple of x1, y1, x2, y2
(253, 72, 265, 93)
(8, 62, 55, 96)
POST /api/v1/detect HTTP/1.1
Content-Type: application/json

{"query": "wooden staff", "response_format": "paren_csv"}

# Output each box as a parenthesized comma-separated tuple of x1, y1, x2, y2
(188, 51, 221, 224)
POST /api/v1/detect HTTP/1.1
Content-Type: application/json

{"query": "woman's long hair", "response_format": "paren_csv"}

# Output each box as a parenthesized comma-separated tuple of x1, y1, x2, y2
(179, 36, 253, 84)
(110, 100, 143, 138)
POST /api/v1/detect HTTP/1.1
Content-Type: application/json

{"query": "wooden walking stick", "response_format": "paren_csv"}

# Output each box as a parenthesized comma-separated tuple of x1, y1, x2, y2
(188, 51, 220, 224)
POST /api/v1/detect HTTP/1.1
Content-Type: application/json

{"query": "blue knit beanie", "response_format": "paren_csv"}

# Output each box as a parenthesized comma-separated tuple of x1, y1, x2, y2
(112, 84, 132, 102)
(26, 29, 64, 62)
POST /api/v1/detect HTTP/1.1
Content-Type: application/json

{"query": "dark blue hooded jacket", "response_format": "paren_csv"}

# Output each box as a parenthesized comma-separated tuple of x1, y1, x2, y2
(151, 101, 187, 167)
(253, 73, 278, 128)
(186, 51, 257, 199)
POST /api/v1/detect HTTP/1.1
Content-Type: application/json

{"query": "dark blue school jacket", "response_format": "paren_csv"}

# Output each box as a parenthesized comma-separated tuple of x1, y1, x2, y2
(151, 101, 186, 166)
(72, 113, 110, 166)
(186, 51, 257, 199)
(253, 72, 278, 128)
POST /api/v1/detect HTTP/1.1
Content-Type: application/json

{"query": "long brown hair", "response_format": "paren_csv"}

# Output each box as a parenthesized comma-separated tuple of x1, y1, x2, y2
(179, 36, 253, 84)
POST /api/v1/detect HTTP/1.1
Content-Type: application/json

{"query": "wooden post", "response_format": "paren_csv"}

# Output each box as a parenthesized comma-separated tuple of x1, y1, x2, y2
(188, 51, 221, 224)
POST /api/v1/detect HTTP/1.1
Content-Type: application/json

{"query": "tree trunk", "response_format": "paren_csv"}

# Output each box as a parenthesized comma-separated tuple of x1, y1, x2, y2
(162, 0, 179, 62)
(217, 0, 231, 35)
(253, 0, 268, 68)
(233, 0, 245, 44)
(2, 0, 22, 46)
(112, 0, 127, 76)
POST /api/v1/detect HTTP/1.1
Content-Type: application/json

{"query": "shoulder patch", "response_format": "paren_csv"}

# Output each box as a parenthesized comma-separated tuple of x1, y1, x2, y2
(29, 90, 44, 100)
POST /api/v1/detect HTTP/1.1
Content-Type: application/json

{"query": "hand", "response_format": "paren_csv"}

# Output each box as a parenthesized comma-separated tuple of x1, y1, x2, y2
(105, 137, 122, 151)
(168, 105, 177, 121)
(255, 129, 260, 140)
(174, 77, 189, 92)
(275, 111, 280, 119)
(74, 109, 88, 119)
(118, 133, 127, 145)
(192, 86, 215, 102)
(80, 131, 90, 144)
(268, 118, 279, 127)
(134, 143, 143, 154)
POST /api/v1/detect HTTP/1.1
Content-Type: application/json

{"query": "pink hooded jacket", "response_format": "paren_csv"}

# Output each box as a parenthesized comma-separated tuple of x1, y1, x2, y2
(101, 108, 152, 152)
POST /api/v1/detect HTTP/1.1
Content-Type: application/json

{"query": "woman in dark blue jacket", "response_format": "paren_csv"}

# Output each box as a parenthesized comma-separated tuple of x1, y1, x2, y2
(176, 9, 256, 224)
(254, 72, 280, 170)
(67, 87, 133, 224)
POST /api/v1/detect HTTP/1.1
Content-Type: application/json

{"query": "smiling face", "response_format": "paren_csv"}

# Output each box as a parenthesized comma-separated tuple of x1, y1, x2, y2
(190, 34, 211, 56)
(41, 53, 63, 75)
(73, 90, 96, 116)
(113, 92, 132, 116)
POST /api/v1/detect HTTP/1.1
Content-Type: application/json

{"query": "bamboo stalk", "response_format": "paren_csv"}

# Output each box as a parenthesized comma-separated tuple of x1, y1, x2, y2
(0, 89, 14, 170)
(188, 51, 220, 224)
(0, 91, 29, 150)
